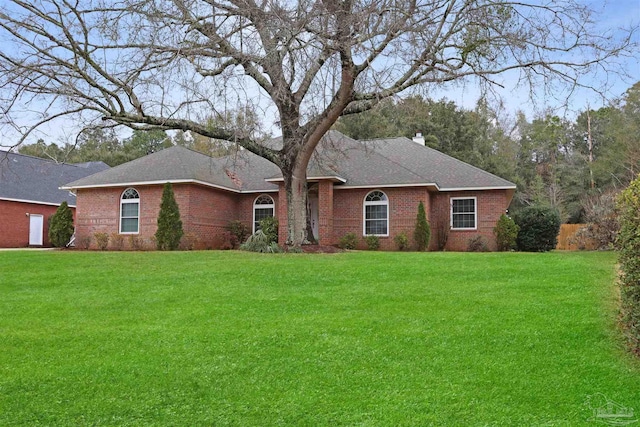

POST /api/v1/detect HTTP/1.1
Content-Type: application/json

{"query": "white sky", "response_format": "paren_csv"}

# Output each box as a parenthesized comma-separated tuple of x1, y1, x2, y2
(435, 0, 640, 118)
(1, 0, 638, 149)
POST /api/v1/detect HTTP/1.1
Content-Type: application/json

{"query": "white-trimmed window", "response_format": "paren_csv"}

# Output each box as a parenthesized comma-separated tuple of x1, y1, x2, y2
(120, 188, 140, 234)
(363, 190, 389, 236)
(253, 194, 275, 233)
(451, 197, 477, 230)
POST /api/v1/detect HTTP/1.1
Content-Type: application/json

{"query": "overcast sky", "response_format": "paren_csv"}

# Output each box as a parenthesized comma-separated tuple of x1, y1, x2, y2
(1, 0, 638, 149)
(435, 0, 640, 118)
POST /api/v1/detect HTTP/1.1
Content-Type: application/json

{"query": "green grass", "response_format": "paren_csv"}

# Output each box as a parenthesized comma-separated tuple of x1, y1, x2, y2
(0, 250, 638, 426)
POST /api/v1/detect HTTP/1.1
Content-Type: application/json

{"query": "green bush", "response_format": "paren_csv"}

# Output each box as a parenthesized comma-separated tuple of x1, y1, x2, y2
(48, 201, 74, 247)
(364, 235, 380, 251)
(414, 201, 431, 251)
(259, 216, 279, 244)
(394, 232, 409, 251)
(226, 220, 251, 248)
(616, 175, 640, 356)
(338, 232, 358, 250)
(514, 205, 561, 252)
(494, 214, 519, 251)
(240, 230, 283, 253)
(94, 232, 109, 251)
(155, 182, 184, 250)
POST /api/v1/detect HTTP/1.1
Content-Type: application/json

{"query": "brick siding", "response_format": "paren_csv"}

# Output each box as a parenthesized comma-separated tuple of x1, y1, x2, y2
(431, 190, 509, 251)
(0, 200, 72, 247)
(332, 187, 431, 250)
(74, 182, 509, 251)
(75, 185, 278, 250)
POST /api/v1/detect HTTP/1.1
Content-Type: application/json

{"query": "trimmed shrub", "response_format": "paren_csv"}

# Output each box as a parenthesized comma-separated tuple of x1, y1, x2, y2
(78, 235, 92, 250)
(179, 233, 199, 250)
(259, 216, 279, 244)
(110, 233, 125, 251)
(494, 214, 519, 251)
(338, 232, 358, 249)
(218, 231, 237, 250)
(436, 220, 449, 251)
(514, 205, 561, 252)
(414, 201, 431, 251)
(616, 175, 640, 356)
(467, 236, 489, 252)
(94, 232, 109, 251)
(128, 235, 144, 251)
(240, 230, 283, 253)
(364, 235, 380, 251)
(48, 201, 74, 247)
(394, 232, 409, 251)
(155, 182, 184, 250)
(227, 220, 250, 248)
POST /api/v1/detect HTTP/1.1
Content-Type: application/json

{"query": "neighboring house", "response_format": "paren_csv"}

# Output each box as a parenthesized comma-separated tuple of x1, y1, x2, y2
(62, 131, 516, 251)
(0, 152, 109, 247)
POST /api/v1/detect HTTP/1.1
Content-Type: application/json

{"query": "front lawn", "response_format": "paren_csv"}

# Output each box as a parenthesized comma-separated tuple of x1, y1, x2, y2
(0, 250, 637, 425)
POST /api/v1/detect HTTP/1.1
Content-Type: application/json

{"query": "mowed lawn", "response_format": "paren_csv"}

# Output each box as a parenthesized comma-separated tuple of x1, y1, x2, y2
(0, 250, 638, 426)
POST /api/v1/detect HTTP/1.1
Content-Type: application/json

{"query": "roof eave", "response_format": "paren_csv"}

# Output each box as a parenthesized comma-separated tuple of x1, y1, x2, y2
(0, 196, 76, 208)
(60, 178, 278, 194)
(265, 175, 347, 184)
(336, 182, 440, 190)
(438, 185, 517, 191)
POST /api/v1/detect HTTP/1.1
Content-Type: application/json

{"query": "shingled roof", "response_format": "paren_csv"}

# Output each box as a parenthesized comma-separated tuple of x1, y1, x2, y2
(0, 151, 109, 206)
(62, 145, 281, 192)
(359, 136, 516, 190)
(275, 130, 516, 190)
(62, 131, 515, 192)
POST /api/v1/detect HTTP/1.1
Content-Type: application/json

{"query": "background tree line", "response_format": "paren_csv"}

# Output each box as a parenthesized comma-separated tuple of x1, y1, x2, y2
(336, 81, 640, 223)
(18, 125, 241, 167)
(20, 81, 640, 224)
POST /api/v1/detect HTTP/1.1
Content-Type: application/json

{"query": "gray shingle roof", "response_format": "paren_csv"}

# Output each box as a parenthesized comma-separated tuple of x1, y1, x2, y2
(62, 131, 515, 192)
(359, 136, 516, 190)
(302, 130, 515, 190)
(0, 151, 109, 206)
(62, 145, 280, 192)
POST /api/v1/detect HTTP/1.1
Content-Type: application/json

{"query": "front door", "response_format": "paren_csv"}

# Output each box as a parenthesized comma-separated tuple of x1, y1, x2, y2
(309, 195, 319, 241)
(29, 214, 44, 246)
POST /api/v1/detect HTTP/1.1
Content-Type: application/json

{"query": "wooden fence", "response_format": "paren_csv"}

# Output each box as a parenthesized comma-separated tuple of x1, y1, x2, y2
(555, 224, 598, 250)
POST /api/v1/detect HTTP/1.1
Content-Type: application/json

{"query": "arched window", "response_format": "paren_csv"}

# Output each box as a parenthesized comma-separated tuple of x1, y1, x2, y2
(253, 194, 275, 233)
(363, 190, 388, 236)
(120, 188, 140, 234)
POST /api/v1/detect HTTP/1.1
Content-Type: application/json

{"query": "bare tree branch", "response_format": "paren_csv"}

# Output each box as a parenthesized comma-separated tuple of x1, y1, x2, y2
(0, 0, 636, 245)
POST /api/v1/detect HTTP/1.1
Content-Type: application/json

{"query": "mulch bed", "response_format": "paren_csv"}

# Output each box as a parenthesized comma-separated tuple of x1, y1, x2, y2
(299, 244, 343, 254)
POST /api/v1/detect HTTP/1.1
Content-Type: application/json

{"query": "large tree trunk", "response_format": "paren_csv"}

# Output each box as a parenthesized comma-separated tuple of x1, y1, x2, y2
(283, 160, 310, 247)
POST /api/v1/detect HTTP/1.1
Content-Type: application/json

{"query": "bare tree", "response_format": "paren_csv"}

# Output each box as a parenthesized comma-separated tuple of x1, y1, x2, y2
(0, 0, 636, 246)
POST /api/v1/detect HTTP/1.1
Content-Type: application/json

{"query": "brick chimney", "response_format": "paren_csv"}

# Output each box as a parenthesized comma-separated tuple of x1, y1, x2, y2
(412, 132, 425, 146)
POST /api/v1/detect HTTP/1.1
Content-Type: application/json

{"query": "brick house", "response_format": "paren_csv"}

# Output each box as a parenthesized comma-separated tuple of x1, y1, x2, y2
(0, 152, 109, 247)
(62, 131, 516, 251)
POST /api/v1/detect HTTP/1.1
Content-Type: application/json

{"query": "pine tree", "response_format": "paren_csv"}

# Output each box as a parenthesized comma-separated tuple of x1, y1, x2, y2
(155, 183, 184, 250)
(414, 201, 431, 251)
(49, 201, 75, 247)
